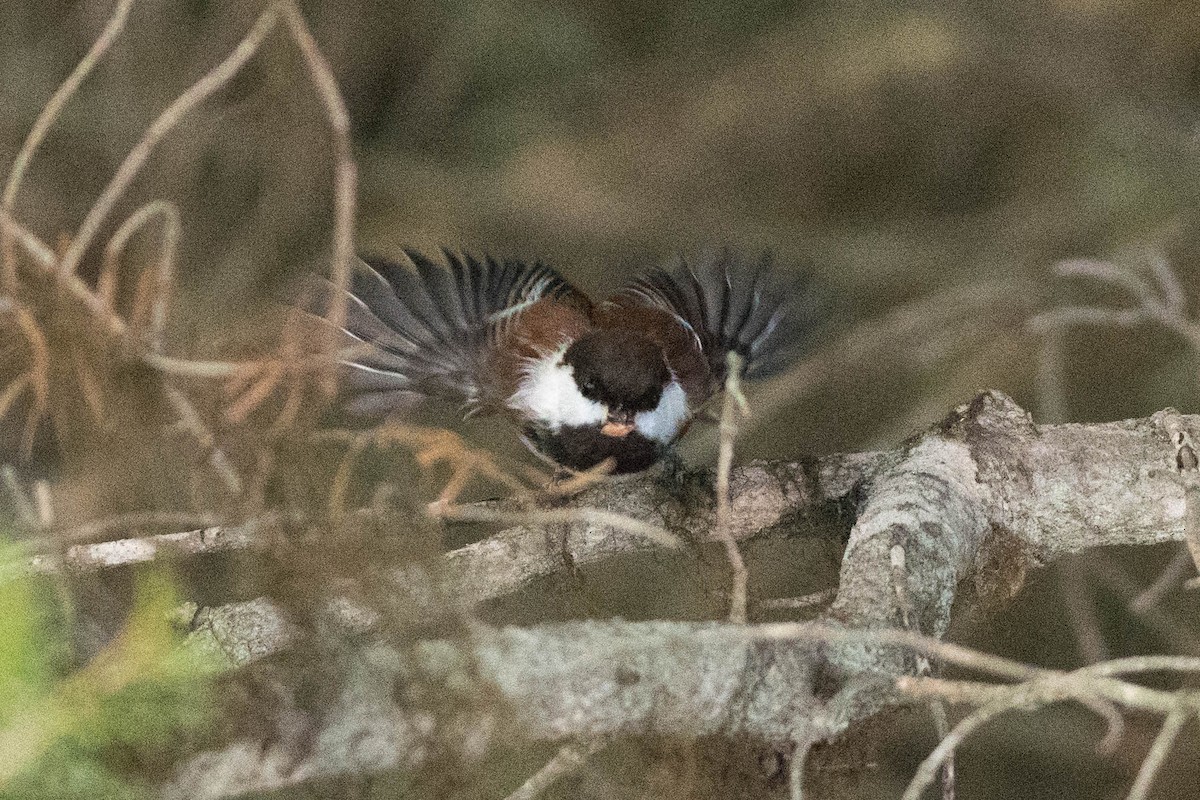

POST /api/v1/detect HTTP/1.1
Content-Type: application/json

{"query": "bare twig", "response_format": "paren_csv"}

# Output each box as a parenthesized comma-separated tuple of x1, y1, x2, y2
(1, 466, 37, 526)
(1059, 557, 1109, 664)
(58, 7, 280, 278)
(10, 305, 51, 455)
(1088, 555, 1200, 655)
(715, 351, 749, 623)
(1027, 305, 1146, 334)
(1054, 258, 1161, 311)
(1126, 707, 1189, 800)
(1, 0, 134, 292)
(898, 672, 1184, 800)
(789, 737, 811, 800)
(755, 589, 838, 613)
(100, 199, 181, 353)
(1034, 254, 1200, 373)
(752, 279, 1031, 435)
(50, 510, 221, 545)
(1034, 326, 1068, 423)
(896, 648, 1200, 800)
(142, 354, 242, 378)
(23, 522, 253, 577)
(32, 481, 53, 528)
(433, 504, 683, 551)
(278, 1, 356, 396)
(1076, 655, 1200, 678)
(760, 622, 1040, 682)
(325, 423, 531, 518)
(164, 385, 243, 495)
(1130, 548, 1194, 614)
(504, 739, 607, 800)
(145, 344, 376, 379)
(0, 377, 30, 427)
(930, 700, 955, 800)
(0, 211, 127, 339)
(1148, 251, 1187, 316)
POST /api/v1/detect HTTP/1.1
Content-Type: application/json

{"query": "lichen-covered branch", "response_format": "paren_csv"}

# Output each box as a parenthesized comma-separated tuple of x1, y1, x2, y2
(161, 391, 1200, 797)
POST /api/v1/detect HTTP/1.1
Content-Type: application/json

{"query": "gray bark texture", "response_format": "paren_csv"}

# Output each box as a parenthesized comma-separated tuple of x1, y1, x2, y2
(163, 391, 1194, 799)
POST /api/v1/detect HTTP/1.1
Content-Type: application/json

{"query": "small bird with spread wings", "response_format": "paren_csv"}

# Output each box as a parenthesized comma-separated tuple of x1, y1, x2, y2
(313, 249, 823, 474)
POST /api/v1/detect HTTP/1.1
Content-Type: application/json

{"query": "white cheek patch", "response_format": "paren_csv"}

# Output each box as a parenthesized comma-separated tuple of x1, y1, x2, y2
(507, 348, 606, 431)
(635, 381, 690, 443)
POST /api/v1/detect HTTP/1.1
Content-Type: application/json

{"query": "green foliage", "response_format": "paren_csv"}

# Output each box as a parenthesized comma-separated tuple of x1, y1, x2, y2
(0, 549, 215, 800)
(0, 544, 54, 706)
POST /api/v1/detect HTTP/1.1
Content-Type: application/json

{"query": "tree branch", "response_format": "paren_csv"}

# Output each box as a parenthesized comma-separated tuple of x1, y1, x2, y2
(157, 390, 1200, 797)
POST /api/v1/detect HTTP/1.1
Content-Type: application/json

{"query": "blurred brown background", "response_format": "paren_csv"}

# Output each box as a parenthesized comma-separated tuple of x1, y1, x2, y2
(4, 1, 1200, 798)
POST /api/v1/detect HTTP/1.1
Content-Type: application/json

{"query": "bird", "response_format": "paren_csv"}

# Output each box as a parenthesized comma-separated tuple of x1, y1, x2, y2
(311, 248, 824, 474)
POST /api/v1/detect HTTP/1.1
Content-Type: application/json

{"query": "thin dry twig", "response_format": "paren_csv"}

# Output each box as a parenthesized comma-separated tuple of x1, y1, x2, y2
(278, 1, 357, 397)
(1, 466, 37, 526)
(1077, 655, 1200, 678)
(0, 5, 300, 472)
(751, 279, 1029, 437)
(433, 503, 684, 551)
(163, 385, 244, 496)
(8, 304, 51, 455)
(927, 698, 954, 800)
(789, 736, 811, 800)
(1035, 326, 1068, 424)
(1088, 555, 1200, 656)
(100, 199, 181, 353)
(755, 589, 838, 613)
(896, 647, 1200, 800)
(1059, 557, 1110, 664)
(32, 480, 53, 528)
(715, 351, 749, 623)
(503, 739, 607, 800)
(907, 683, 1066, 782)
(324, 423, 531, 518)
(1130, 548, 1194, 614)
(1148, 251, 1187, 316)
(1033, 253, 1200, 369)
(21, 523, 255, 579)
(143, 343, 377, 381)
(0, 211, 127, 338)
(540, 458, 615, 496)
(1125, 707, 1189, 800)
(0, 375, 30, 424)
(1, 0, 134, 293)
(48, 509, 220, 545)
(758, 622, 1040, 682)
(900, 679, 1130, 800)
(224, 361, 284, 424)
(58, 6, 281, 278)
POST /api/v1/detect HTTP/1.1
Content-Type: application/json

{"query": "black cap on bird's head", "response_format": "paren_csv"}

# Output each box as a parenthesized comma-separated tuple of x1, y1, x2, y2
(563, 329, 671, 437)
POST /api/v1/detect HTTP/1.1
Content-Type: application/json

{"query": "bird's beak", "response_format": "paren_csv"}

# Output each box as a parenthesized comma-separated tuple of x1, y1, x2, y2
(600, 410, 636, 438)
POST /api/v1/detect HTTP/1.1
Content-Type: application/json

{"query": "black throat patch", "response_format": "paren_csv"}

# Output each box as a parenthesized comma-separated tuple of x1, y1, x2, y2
(525, 424, 663, 474)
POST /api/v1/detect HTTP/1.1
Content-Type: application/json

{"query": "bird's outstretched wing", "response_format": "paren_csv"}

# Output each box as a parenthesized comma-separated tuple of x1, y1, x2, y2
(612, 249, 825, 391)
(313, 250, 582, 418)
